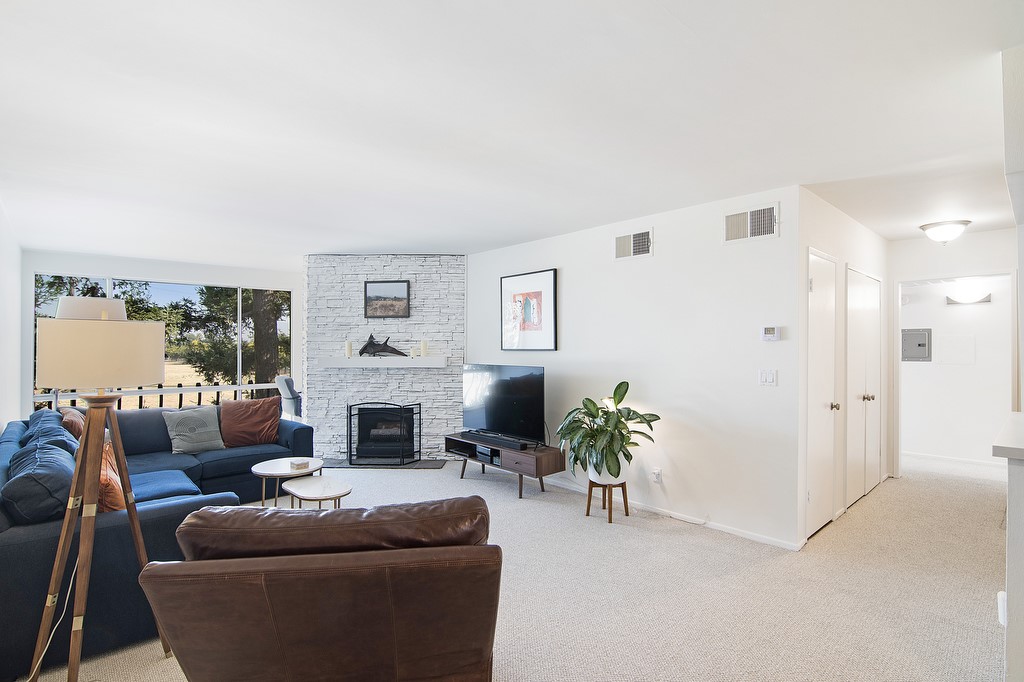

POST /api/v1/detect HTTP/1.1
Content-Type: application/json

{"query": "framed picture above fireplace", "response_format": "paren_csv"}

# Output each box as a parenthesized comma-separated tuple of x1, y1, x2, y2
(365, 280, 411, 318)
(500, 268, 557, 351)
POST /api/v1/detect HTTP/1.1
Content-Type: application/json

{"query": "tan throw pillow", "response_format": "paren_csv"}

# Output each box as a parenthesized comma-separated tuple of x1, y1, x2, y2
(98, 441, 126, 512)
(220, 396, 281, 448)
(59, 408, 85, 440)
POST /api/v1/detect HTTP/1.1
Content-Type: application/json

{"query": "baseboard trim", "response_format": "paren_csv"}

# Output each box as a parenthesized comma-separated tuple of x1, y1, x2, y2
(902, 450, 1007, 468)
(541, 475, 805, 552)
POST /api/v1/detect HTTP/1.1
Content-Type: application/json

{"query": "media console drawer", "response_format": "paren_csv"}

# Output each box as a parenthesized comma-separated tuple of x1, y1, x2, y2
(503, 453, 537, 476)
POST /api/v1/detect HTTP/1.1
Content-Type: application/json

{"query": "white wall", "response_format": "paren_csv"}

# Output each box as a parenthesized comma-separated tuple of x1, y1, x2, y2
(468, 187, 804, 548)
(797, 188, 888, 536)
(19, 250, 303, 416)
(0, 205, 21, 422)
(888, 227, 1018, 472)
(900, 276, 1012, 462)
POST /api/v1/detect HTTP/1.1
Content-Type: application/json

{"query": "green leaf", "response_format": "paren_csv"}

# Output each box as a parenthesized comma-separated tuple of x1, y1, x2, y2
(612, 381, 629, 406)
(556, 407, 584, 434)
(642, 413, 661, 423)
(605, 451, 621, 478)
(630, 430, 655, 443)
(606, 410, 620, 430)
(582, 398, 601, 418)
(622, 450, 633, 464)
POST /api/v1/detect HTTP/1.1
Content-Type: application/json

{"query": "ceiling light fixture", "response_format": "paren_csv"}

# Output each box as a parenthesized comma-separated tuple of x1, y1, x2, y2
(919, 220, 970, 245)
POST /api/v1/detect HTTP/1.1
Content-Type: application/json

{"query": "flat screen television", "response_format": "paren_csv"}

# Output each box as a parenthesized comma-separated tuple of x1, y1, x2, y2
(463, 364, 545, 444)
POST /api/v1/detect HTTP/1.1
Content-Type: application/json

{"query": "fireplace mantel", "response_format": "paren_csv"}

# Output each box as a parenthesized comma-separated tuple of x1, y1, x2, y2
(319, 355, 447, 368)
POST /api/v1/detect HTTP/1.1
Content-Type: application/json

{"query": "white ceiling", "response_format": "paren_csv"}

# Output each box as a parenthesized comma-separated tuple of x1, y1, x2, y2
(1, 1, 1022, 271)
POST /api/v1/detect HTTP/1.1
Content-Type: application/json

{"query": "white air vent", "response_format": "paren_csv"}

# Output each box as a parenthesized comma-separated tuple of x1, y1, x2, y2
(724, 204, 779, 242)
(615, 230, 653, 259)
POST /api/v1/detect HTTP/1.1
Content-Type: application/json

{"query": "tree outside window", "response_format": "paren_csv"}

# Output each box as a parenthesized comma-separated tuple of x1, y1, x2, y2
(33, 274, 291, 406)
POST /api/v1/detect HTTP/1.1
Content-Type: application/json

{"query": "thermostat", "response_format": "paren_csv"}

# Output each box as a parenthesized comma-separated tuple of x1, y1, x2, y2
(761, 326, 781, 342)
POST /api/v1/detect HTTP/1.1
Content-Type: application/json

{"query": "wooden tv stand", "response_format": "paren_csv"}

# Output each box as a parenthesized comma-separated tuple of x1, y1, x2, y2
(444, 433, 565, 499)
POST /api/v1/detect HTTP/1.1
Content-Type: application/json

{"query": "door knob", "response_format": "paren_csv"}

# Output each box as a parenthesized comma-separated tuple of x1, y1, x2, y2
(862, 394, 870, 402)
(830, 402, 841, 411)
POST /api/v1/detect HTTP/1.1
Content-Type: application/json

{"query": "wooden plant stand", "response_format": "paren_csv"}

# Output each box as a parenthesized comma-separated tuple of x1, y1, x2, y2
(586, 480, 629, 524)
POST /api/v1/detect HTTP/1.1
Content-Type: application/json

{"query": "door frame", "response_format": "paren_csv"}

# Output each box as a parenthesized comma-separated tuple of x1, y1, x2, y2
(892, 269, 1019, 477)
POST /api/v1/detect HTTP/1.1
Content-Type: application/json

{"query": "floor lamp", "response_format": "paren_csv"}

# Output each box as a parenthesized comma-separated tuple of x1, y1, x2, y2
(30, 297, 166, 682)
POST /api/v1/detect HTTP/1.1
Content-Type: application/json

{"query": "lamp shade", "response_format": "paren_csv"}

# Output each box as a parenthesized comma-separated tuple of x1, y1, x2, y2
(36, 318, 165, 391)
(54, 296, 127, 321)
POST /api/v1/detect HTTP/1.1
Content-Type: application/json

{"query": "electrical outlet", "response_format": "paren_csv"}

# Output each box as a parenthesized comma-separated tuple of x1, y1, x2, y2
(651, 468, 662, 483)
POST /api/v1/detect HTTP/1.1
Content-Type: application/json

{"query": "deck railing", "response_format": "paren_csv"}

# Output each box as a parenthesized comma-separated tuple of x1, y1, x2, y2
(33, 382, 278, 411)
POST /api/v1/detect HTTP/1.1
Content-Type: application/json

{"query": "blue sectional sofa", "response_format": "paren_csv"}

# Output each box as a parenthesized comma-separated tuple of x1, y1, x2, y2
(105, 406, 314, 503)
(0, 407, 314, 682)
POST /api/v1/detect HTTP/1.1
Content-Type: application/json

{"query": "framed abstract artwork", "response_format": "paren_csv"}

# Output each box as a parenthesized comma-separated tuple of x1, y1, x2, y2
(500, 268, 557, 350)
(365, 280, 410, 318)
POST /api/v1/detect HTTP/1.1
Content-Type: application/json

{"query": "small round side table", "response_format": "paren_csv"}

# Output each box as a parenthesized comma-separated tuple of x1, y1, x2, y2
(251, 457, 324, 507)
(281, 476, 353, 509)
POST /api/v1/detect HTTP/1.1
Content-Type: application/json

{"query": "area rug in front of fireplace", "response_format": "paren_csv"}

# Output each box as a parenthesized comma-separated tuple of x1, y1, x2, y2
(322, 456, 447, 470)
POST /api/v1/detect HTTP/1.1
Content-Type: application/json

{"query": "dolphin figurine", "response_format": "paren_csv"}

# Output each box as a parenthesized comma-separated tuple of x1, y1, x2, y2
(358, 334, 408, 357)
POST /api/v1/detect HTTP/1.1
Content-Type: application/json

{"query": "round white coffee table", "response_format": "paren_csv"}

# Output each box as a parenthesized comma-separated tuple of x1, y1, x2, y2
(251, 457, 324, 507)
(281, 476, 353, 509)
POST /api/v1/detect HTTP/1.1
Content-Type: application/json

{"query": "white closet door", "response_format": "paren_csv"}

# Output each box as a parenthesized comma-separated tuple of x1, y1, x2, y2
(847, 269, 882, 506)
(863, 274, 882, 492)
(807, 253, 837, 535)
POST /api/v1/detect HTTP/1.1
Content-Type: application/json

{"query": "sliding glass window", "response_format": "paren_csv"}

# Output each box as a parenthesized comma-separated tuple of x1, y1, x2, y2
(33, 273, 291, 409)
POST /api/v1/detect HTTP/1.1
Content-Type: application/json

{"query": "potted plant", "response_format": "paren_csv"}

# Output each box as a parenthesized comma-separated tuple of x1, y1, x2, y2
(556, 381, 660, 484)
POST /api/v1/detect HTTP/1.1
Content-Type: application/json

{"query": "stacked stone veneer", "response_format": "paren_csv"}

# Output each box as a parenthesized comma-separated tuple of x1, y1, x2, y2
(304, 254, 466, 458)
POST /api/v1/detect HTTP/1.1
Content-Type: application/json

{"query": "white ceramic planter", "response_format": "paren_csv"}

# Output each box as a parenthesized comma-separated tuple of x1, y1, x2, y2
(587, 463, 627, 485)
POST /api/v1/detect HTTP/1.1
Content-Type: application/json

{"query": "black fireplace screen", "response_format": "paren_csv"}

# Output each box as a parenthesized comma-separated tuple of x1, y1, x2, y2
(347, 402, 421, 466)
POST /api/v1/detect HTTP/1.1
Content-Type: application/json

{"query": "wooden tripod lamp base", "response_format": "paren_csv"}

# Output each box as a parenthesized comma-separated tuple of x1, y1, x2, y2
(28, 395, 170, 682)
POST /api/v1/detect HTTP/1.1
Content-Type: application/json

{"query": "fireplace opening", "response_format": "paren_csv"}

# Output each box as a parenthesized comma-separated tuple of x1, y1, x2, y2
(347, 402, 421, 466)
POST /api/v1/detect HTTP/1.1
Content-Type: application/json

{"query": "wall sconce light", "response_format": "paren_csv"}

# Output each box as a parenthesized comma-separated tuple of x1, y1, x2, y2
(919, 220, 970, 245)
(946, 294, 991, 305)
(946, 277, 992, 304)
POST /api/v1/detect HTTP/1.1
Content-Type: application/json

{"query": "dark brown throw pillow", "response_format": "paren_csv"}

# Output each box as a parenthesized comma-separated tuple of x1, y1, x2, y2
(58, 408, 85, 440)
(220, 396, 281, 447)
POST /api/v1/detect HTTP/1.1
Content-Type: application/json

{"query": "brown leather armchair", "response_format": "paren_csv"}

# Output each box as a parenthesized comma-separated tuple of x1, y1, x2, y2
(139, 496, 502, 682)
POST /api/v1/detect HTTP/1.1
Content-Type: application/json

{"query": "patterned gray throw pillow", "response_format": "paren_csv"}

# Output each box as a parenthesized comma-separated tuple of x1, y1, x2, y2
(162, 406, 225, 454)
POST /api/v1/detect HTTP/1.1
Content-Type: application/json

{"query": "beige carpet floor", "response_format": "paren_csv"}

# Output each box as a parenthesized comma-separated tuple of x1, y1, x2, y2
(23, 455, 1007, 682)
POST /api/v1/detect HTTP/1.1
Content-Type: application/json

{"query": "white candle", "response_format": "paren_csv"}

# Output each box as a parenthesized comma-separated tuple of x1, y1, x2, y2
(345, 341, 353, 358)
(420, 340, 428, 357)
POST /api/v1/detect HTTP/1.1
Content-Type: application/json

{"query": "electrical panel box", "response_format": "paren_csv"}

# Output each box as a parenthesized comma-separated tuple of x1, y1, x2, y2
(902, 328, 932, 362)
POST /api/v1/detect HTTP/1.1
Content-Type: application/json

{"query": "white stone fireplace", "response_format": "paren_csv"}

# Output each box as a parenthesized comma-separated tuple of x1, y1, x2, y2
(303, 254, 465, 459)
